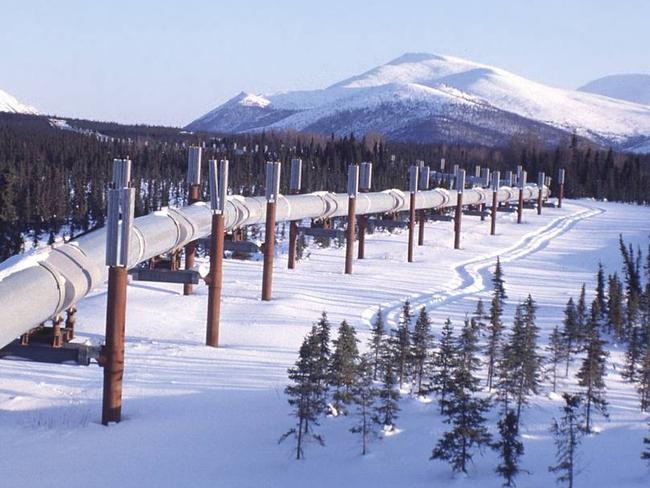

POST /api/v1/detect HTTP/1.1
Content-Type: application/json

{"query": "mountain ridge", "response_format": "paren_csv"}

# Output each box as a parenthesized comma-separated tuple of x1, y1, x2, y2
(187, 53, 650, 153)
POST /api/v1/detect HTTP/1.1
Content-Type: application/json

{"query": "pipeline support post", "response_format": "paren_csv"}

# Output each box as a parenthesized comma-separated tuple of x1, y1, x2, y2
(517, 170, 527, 224)
(490, 170, 500, 236)
(454, 169, 465, 249)
(537, 171, 545, 215)
(418, 165, 430, 246)
(184, 146, 202, 296)
(262, 161, 281, 300)
(407, 165, 419, 262)
(345, 164, 359, 274)
(357, 162, 372, 260)
(206, 159, 228, 347)
(558, 168, 565, 208)
(287, 159, 302, 269)
(102, 158, 134, 425)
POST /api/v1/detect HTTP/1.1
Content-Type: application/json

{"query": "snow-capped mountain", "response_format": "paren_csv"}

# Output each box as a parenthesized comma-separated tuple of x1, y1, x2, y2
(578, 74, 650, 107)
(0, 88, 37, 114)
(186, 53, 650, 151)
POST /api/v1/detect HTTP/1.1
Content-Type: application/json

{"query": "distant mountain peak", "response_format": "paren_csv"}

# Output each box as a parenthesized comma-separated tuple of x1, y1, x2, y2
(387, 52, 447, 65)
(0, 88, 37, 115)
(187, 54, 650, 153)
(578, 74, 650, 106)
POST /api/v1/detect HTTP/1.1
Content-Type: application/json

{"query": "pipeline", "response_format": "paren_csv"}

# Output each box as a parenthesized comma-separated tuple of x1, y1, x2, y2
(0, 184, 545, 349)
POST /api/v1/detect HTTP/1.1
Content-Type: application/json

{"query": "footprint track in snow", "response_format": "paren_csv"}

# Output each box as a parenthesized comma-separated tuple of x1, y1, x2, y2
(360, 202, 604, 331)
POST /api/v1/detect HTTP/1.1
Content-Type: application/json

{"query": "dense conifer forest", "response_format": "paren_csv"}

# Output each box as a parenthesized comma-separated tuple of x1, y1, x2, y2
(0, 112, 648, 261)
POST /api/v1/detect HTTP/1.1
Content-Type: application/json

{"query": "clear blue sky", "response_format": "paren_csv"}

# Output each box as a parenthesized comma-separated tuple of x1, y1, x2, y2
(1, 0, 648, 127)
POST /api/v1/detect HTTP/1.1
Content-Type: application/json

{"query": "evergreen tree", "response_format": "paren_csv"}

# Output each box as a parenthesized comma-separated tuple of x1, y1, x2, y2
(329, 320, 360, 415)
(596, 262, 607, 320)
(549, 394, 584, 488)
(576, 322, 609, 433)
(637, 342, 650, 412)
(431, 333, 491, 474)
(431, 318, 457, 414)
(411, 306, 434, 395)
(392, 300, 413, 388)
(623, 323, 644, 383)
(368, 308, 386, 381)
(493, 410, 525, 487)
(576, 284, 587, 339)
(280, 329, 327, 460)
(546, 325, 566, 393)
(562, 298, 580, 377)
(472, 298, 488, 337)
(607, 273, 624, 337)
(313, 311, 332, 410)
(487, 258, 508, 390)
(375, 349, 401, 431)
(350, 355, 380, 455)
(497, 298, 542, 425)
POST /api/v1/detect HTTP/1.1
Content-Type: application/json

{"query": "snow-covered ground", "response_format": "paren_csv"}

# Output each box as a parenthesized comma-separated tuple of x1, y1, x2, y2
(1, 200, 649, 487)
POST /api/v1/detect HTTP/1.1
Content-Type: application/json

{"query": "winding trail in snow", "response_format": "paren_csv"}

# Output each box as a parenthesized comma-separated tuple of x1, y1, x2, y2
(363, 202, 605, 329)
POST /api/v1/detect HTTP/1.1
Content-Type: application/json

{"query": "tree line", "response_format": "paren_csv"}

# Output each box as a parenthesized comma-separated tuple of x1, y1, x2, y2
(1, 112, 649, 262)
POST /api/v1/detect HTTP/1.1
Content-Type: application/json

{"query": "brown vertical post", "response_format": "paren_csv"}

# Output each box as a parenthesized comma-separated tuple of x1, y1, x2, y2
(65, 306, 76, 341)
(454, 169, 465, 249)
(454, 194, 463, 249)
(184, 146, 202, 296)
(183, 184, 200, 295)
(558, 168, 565, 208)
(537, 172, 545, 216)
(517, 170, 527, 224)
(262, 161, 281, 300)
(345, 196, 356, 274)
(490, 170, 500, 236)
(287, 158, 302, 270)
(408, 192, 416, 262)
(102, 158, 134, 425)
(206, 159, 228, 347)
(357, 162, 372, 260)
(262, 201, 277, 300)
(407, 164, 418, 262)
(288, 220, 298, 269)
(345, 164, 359, 274)
(417, 165, 429, 246)
(102, 265, 128, 425)
(206, 213, 224, 346)
(357, 215, 367, 259)
(52, 315, 63, 347)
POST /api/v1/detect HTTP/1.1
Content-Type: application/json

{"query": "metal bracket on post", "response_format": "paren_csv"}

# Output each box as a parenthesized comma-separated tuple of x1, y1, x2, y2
(537, 172, 545, 215)
(206, 159, 228, 347)
(102, 158, 134, 426)
(345, 164, 359, 274)
(184, 146, 202, 296)
(262, 162, 281, 300)
(517, 170, 527, 224)
(490, 170, 500, 236)
(357, 162, 372, 260)
(558, 168, 565, 208)
(288, 159, 302, 270)
(407, 165, 419, 262)
(454, 169, 465, 249)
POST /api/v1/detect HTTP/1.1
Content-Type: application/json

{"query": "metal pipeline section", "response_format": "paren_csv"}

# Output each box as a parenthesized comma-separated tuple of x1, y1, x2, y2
(0, 185, 545, 348)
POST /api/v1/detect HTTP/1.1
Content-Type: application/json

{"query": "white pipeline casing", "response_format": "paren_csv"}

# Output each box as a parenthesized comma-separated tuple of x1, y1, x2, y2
(0, 183, 546, 348)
